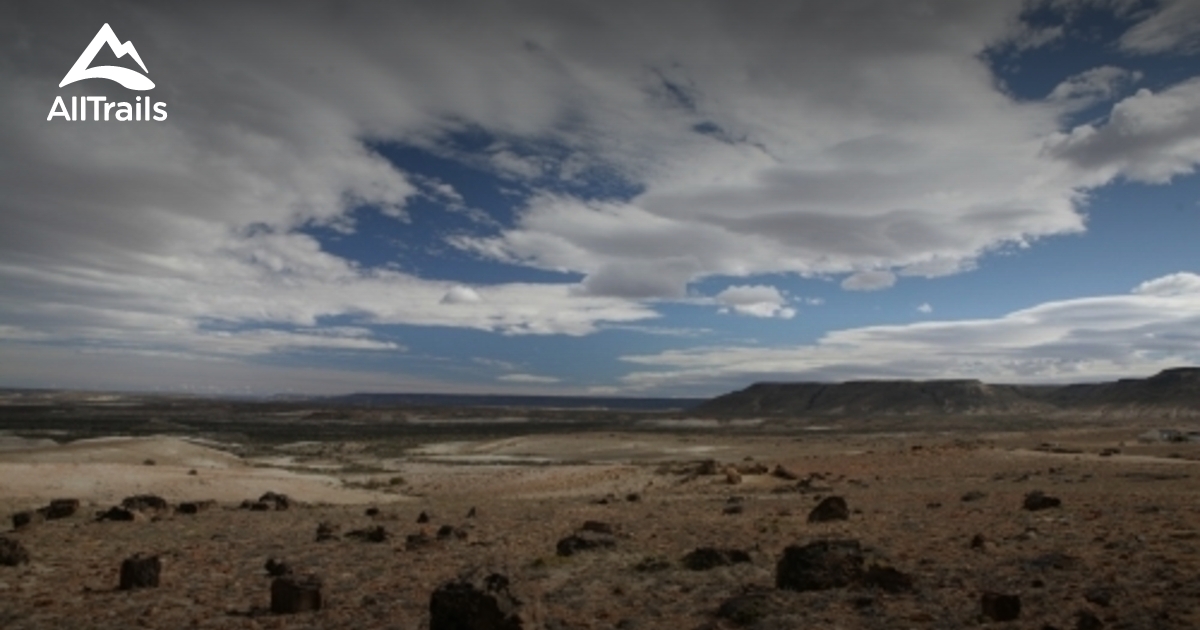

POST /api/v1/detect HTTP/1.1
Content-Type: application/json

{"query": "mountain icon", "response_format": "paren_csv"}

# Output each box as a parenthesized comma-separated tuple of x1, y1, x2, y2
(59, 23, 155, 91)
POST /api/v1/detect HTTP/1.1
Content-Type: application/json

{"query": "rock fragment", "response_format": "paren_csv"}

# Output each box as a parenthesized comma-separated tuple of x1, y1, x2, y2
(980, 591, 1021, 621)
(1023, 490, 1061, 511)
(0, 536, 30, 566)
(429, 572, 524, 630)
(682, 547, 751, 571)
(119, 554, 161, 590)
(807, 496, 850, 523)
(775, 539, 864, 591)
(271, 575, 323, 614)
(315, 522, 340, 542)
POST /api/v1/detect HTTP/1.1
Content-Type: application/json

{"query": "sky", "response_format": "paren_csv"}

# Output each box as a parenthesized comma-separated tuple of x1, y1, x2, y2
(1, 0, 1199, 397)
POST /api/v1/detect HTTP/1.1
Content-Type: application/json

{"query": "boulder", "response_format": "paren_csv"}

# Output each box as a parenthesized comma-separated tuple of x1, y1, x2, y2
(775, 539, 864, 591)
(1023, 491, 1062, 511)
(980, 592, 1021, 621)
(429, 572, 524, 630)
(0, 536, 30, 567)
(555, 532, 615, 557)
(119, 554, 161, 590)
(315, 521, 340, 542)
(807, 496, 850, 523)
(121, 494, 169, 513)
(725, 467, 743, 485)
(96, 506, 141, 522)
(681, 547, 751, 571)
(11, 510, 44, 530)
(271, 575, 323, 614)
(862, 564, 914, 593)
(417, 511, 431, 524)
(771, 465, 800, 480)
(39, 498, 80, 520)
(176, 500, 216, 515)
(258, 492, 291, 510)
(345, 526, 389, 543)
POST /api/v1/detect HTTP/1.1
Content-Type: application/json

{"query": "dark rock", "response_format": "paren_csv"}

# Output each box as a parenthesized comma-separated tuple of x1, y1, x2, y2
(40, 498, 80, 520)
(12, 510, 44, 530)
(722, 504, 744, 515)
(406, 532, 435, 551)
(695, 459, 721, 475)
(249, 501, 272, 511)
(771, 464, 800, 480)
(775, 539, 864, 591)
(417, 510, 431, 524)
(315, 522, 339, 542)
(1076, 610, 1104, 630)
(265, 558, 292, 577)
(716, 589, 775, 626)
(807, 496, 850, 523)
(429, 572, 524, 630)
(346, 526, 389, 543)
(97, 506, 139, 522)
(467, 506, 478, 517)
(176, 500, 215, 515)
(980, 592, 1021, 621)
(258, 492, 291, 510)
(736, 462, 770, 475)
(682, 547, 751, 570)
(119, 554, 161, 590)
(436, 525, 468, 541)
(579, 520, 614, 535)
(271, 575, 323, 614)
(121, 494, 169, 513)
(862, 564, 914, 593)
(365, 507, 380, 517)
(625, 493, 641, 503)
(970, 534, 987, 550)
(555, 532, 616, 556)
(1084, 587, 1113, 607)
(1024, 490, 1061, 511)
(961, 490, 988, 502)
(0, 536, 30, 566)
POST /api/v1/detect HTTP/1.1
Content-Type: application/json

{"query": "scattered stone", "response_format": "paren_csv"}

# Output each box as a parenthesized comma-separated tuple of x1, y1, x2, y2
(980, 591, 1021, 622)
(1076, 610, 1103, 630)
(40, 498, 80, 520)
(556, 531, 616, 557)
(0, 536, 30, 566)
(436, 525, 468, 541)
(258, 492, 291, 510)
(736, 462, 770, 475)
(271, 575, 323, 614)
(11, 510, 44, 530)
(695, 459, 721, 476)
(1024, 490, 1062, 511)
(264, 558, 292, 577)
(176, 500, 215, 515)
(716, 589, 775, 626)
(143, 458, 156, 466)
(970, 534, 988, 550)
(365, 507, 380, 517)
(345, 526, 389, 543)
(248, 501, 272, 511)
(807, 496, 850, 523)
(775, 539, 864, 592)
(417, 511, 431, 524)
(579, 520, 614, 535)
(722, 504, 744, 515)
(121, 494, 169, 513)
(624, 493, 641, 503)
(119, 554, 161, 590)
(429, 572, 524, 630)
(725, 467, 743, 485)
(961, 490, 988, 502)
(187, 469, 198, 475)
(862, 564, 914, 593)
(682, 547, 751, 571)
(96, 506, 140, 522)
(467, 506, 478, 517)
(315, 522, 339, 542)
(771, 465, 800, 480)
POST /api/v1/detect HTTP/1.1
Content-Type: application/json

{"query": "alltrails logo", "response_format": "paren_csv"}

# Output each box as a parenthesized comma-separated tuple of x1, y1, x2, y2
(47, 23, 168, 122)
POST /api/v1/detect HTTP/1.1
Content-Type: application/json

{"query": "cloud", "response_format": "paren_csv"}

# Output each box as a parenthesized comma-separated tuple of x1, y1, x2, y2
(441, 286, 483, 304)
(1045, 78, 1200, 184)
(841, 270, 897, 291)
(714, 284, 795, 319)
(619, 272, 1200, 391)
(1119, 0, 1200, 54)
(917, 303, 933, 314)
(1047, 66, 1141, 110)
(497, 373, 561, 384)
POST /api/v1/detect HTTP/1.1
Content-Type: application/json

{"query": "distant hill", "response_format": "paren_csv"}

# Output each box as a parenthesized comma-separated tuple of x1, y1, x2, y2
(318, 392, 706, 412)
(693, 368, 1200, 417)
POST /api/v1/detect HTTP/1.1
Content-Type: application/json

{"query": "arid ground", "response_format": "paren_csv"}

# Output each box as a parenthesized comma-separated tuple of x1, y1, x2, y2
(2, 416, 1200, 629)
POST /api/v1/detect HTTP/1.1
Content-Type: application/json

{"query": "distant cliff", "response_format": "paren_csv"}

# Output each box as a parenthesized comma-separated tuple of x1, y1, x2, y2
(693, 368, 1200, 417)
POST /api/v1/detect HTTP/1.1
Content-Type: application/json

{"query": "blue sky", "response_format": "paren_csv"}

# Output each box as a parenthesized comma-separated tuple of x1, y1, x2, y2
(1, 0, 1199, 396)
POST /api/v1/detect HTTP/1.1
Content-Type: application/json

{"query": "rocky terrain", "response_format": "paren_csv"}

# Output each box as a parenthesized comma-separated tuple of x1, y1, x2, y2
(3, 421, 1200, 629)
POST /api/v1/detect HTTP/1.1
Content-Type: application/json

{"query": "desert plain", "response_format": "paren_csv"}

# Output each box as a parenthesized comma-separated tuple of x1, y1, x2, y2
(1, 394, 1199, 629)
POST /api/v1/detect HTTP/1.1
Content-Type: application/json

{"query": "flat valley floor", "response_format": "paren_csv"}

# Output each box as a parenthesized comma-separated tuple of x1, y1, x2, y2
(2, 423, 1199, 629)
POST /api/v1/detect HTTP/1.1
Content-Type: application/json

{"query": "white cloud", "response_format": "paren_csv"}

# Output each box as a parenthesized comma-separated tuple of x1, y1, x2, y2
(619, 272, 1200, 390)
(917, 303, 933, 314)
(841, 270, 897, 291)
(1045, 79, 1200, 184)
(1120, 0, 1200, 54)
(441, 286, 483, 304)
(1047, 66, 1141, 110)
(714, 284, 795, 319)
(497, 373, 561, 384)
